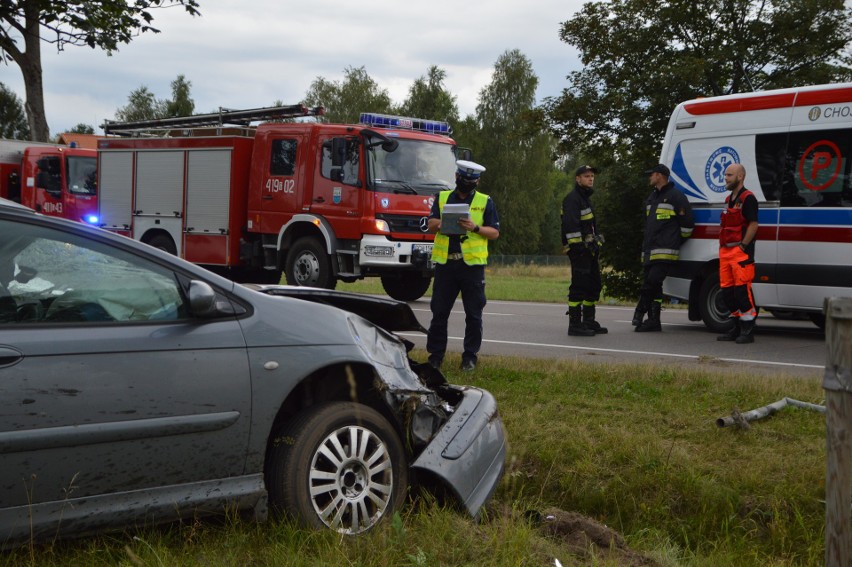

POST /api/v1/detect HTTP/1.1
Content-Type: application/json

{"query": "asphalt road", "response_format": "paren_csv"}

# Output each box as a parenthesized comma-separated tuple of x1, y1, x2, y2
(399, 299, 827, 379)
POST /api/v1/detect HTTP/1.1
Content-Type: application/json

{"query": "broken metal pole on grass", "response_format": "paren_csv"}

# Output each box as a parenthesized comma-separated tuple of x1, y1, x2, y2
(715, 397, 825, 429)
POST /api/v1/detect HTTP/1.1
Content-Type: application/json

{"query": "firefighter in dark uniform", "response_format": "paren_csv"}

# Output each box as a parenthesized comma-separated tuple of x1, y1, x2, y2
(716, 163, 759, 344)
(426, 160, 500, 372)
(633, 164, 694, 332)
(562, 164, 606, 337)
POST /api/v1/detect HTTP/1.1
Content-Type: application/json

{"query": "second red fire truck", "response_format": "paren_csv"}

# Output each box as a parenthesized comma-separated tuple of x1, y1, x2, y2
(0, 139, 98, 224)
(98, 106, 462, 301)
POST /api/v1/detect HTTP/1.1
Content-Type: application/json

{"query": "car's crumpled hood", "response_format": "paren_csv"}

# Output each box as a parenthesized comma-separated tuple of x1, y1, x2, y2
(244, 284, 426, 333)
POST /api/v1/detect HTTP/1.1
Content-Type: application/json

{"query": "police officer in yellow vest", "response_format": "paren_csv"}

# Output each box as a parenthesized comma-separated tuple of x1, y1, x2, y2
(426, 160, 500, 372)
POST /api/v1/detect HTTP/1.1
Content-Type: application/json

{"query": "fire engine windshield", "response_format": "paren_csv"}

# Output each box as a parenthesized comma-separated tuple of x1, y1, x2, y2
(367, 139, 456, 195)
(67, 156, 97, 196)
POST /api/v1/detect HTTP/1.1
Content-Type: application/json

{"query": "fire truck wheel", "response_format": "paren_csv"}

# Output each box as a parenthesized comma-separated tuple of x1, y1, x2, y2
(265, 401, 408, 535)
(698, 272, 734, 333)
(380, 273, 431, 302)
(146, 233, 177, 256)
(285, 237, 336, 289)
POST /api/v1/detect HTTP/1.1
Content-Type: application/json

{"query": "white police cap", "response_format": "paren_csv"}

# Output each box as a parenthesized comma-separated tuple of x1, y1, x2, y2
(456, 159, 486, 180)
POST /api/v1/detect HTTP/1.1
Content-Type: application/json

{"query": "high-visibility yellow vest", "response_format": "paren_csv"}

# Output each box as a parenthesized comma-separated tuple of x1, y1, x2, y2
(432, 191, 489, 265)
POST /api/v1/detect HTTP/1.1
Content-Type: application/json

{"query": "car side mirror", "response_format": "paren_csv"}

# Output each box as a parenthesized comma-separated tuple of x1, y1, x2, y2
(188, 280, 218, 317)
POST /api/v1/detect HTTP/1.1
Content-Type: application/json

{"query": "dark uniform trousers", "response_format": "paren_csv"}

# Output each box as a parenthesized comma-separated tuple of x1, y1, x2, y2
(637, 263, 671, 309)
(426, 260, 486, 364)
(567, 247, 602, 304)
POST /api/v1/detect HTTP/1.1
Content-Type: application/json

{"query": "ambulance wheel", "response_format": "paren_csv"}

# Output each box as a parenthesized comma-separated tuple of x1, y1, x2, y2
(698, 273, 733, 333)
(285, 237, 336, 289)
(381, 273, 431, 302)
(146, 233, 177, 256)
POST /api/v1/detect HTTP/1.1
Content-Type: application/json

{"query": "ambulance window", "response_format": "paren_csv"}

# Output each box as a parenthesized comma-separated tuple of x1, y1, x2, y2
(320, 139, 360, 185)
(270, 139, 297, 176)
(784, 130, 852, 207)
(755, 133, 786, 202)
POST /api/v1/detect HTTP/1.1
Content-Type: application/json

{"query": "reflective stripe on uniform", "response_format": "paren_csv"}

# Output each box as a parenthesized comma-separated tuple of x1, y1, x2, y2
(565, 231, 582, 244)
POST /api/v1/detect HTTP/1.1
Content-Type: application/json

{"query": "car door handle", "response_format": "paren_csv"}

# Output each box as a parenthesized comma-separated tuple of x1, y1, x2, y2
(313, 196, 325, 203)
(0, 346, 23, 367)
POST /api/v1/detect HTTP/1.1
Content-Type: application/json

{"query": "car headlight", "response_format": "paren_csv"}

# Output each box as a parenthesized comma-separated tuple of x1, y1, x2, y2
(348, 315, 408, 369)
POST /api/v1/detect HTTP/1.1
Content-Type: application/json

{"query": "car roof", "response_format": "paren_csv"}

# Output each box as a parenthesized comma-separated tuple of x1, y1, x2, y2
(0, 197, 34, 213)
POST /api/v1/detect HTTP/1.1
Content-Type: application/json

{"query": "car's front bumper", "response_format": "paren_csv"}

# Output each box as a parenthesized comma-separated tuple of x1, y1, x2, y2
(411, 386, 506, 517)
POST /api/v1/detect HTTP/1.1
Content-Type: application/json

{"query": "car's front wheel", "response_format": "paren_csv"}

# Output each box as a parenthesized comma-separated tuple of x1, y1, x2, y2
(266, 402, 407, 534)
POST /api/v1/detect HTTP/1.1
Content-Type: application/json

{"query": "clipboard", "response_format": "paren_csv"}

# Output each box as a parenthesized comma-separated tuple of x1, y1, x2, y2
(440, 203, 470, 235)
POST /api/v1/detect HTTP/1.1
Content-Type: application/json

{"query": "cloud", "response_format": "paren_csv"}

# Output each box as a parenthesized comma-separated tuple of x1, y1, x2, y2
(2, 0, 583, 134)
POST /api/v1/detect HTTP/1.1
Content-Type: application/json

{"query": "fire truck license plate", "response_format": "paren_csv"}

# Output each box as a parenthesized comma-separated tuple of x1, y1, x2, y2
(413, 243, 433, 266)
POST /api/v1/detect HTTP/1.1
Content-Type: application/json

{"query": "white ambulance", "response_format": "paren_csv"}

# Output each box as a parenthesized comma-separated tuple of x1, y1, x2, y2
(660, 83, 852, 331)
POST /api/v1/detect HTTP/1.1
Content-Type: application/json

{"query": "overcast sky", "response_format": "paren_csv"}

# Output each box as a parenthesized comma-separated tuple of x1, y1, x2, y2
(2, 0, 586, 136)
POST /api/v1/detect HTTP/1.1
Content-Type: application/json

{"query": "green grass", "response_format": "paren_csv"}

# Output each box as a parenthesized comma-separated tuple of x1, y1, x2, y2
(338, 264, 578, 304)
(5, 356, 826, 566)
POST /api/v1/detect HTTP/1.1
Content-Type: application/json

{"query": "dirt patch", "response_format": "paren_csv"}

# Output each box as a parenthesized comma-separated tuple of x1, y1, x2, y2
(535, 507, 662, 567)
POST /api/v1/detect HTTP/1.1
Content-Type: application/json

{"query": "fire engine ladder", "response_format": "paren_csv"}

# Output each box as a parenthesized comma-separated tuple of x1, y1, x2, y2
(101, 104, 325, 136)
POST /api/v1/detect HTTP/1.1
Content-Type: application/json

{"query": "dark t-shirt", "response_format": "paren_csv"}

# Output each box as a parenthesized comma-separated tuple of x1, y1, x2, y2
(429, 190, 500, 253)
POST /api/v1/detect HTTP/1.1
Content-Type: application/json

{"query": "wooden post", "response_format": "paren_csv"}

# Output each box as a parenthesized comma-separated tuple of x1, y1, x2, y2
(824, 297, 852, 566)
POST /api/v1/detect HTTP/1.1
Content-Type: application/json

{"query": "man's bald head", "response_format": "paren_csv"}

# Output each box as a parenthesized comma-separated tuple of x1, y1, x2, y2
(724, 163, 746, 192)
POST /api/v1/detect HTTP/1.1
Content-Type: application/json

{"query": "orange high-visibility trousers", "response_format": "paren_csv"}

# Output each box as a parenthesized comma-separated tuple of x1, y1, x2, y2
(719, 246, 756, 320)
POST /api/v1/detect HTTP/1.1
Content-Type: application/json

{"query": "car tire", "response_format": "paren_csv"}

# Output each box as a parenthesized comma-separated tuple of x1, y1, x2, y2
(381, 273, 431, 301)
(285, 237, 336, 289)
(698, 272, 734, 333)
(266, 402, 408, 534)
(146, 233, 177, 255)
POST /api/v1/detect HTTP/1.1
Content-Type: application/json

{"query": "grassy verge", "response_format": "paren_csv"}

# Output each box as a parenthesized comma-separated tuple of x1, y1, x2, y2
(6, 355, 826, 566)
(338, 264, 576, 304)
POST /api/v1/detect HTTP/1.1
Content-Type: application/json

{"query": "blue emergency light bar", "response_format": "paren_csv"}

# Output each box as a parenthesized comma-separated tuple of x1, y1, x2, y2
(359, 113, 451, 135)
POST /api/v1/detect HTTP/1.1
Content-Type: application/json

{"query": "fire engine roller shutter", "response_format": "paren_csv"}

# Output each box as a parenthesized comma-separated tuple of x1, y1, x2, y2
(135, 151, 184, 216)
(99, 151, 133, 229)
(185, 149, 231, 233)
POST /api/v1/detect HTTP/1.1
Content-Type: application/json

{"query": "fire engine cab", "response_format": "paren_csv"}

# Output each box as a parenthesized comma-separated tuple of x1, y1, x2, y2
(659, 83, 852, 331)
(0, 139, 98, 224)
(98, 106, 461, 301)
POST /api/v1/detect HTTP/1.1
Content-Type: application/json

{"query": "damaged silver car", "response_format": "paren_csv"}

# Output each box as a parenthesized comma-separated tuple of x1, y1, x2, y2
(0, 198, 506, 546)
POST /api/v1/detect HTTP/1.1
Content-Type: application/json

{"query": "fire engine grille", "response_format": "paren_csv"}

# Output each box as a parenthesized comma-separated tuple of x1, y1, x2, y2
(376, 214, 430, 235)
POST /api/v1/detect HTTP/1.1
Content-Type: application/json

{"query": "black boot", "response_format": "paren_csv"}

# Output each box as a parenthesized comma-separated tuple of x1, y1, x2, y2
(631, 304, 647, 327)
(735, 319, 756, 344)
(635, 302, 662, 332)
(567, 305, 595, 336)
(582, 304, 608, 334)
(716, 318, 740, 341)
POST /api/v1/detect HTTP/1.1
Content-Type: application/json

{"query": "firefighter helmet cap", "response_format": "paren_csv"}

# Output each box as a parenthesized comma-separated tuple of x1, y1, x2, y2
(643, 163, 670, 177)
(575, 165, 599, 176)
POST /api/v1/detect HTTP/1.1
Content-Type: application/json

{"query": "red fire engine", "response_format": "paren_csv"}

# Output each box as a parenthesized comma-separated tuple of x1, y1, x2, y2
(98, 105, 461, 301)
(0, 139, 98, 224)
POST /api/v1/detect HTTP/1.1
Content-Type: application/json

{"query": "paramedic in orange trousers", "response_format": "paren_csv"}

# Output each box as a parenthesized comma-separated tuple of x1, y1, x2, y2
(716, 163, 759, 344)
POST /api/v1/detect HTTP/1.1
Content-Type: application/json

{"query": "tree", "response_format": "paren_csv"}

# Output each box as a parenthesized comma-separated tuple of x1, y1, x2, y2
(545, 0, 852, 292)
(165, 74, 194, 117)
(0, 0, 200, 141)
(114, 86, 168, 123)
(302, 66, 393, 124)
(548, 0, 852, 164)
(66, 123, 94, 134)
(474, 49, 558, 256)
(397, 65, 460, 124)
(0, 82, 29, 139)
